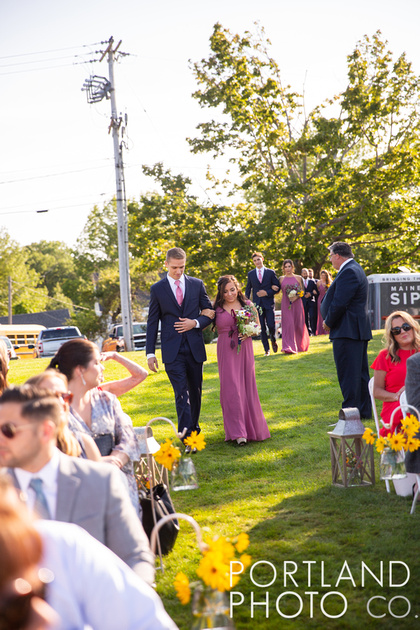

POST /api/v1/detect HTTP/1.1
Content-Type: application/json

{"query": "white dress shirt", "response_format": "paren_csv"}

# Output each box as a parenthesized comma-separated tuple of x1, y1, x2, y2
(15, 448, 60, 518)
(256, 266, 265, 281)
(167, 273, 185, 300)
(36, 520, 178, 630)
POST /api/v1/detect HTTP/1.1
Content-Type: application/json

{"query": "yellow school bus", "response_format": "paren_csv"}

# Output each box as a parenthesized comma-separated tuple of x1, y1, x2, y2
(0, 324, 46, 359)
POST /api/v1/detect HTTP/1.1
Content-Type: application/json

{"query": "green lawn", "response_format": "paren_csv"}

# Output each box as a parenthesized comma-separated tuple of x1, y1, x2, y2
(9, 333, 420, 630)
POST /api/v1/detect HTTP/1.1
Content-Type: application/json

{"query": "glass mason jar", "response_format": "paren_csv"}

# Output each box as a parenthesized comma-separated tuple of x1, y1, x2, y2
(380, 448, 407, 480)
(171, 456, 199, 491)
(191, 585, 234, 629)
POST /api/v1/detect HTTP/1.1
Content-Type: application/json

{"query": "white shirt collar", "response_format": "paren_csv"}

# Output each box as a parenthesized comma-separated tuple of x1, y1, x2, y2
(338, 258, 353, 271)
(167, 273, 185, 288)
(15, 447, 60, 518)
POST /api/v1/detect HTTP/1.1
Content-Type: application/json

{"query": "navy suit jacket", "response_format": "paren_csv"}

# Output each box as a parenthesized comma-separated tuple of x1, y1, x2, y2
(245, 268, 280, 309)
(146, 275, 212, 364)
(320, 259, 372, 341)
(302, 278, 318, 307)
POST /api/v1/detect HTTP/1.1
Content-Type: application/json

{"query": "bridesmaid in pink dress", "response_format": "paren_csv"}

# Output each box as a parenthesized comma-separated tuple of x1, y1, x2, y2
(214, 275, 270, 446)
(316, 270, 333, 335)
(280, 259, 309, 354)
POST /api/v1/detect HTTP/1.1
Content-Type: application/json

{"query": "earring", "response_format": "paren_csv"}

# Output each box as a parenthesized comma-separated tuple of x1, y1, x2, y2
(81, 373, 86, 386)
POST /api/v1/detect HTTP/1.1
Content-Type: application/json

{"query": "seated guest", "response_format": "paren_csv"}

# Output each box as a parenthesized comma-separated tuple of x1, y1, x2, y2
(0, 385, 155, 585)
(49, 339, 140, 512)
(99, 350, 148, 397)
(26, 370, 101, 461)
(404, 353, 420, 477)
(371, 311, 420, 435)
(0, 474, 58, 630)
(0, 474, 178, 630)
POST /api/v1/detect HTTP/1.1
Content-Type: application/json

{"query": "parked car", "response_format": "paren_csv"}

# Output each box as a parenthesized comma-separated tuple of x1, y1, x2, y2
(0, 336, 19, 360)
(102, 322, 160, 352)
(0, 324, 45, 359)
(33, 326, 84, 358)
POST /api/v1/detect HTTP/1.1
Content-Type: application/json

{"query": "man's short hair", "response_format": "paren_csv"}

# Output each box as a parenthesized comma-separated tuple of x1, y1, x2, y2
(0, 385, 62, 427)
(252, 252, 264, 260)
(328, 241, 354, 259)
(166, 247, 186, 261)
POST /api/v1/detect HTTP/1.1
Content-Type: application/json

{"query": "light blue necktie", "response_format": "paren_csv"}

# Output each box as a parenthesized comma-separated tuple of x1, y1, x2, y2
(29, 478, 51, 519)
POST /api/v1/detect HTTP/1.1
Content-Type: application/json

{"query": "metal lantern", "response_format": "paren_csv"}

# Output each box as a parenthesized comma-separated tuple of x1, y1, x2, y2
(328, 408, 375, 488)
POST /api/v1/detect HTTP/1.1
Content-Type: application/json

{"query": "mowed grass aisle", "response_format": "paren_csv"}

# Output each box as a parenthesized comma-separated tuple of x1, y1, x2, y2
(10, 332, 420, 630)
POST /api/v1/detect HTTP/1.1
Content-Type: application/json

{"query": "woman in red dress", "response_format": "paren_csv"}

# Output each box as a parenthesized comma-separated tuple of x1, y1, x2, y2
(371, 311, 420, 435)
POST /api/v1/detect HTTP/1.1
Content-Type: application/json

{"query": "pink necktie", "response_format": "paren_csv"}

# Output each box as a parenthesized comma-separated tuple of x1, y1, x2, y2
(175, 280, 183, 306)
(258, 270, 262, 283)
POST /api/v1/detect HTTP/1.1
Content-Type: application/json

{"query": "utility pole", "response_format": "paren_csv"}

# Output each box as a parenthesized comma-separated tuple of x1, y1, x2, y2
(8, 276, 12, 325)
(82, 37, 134, 351)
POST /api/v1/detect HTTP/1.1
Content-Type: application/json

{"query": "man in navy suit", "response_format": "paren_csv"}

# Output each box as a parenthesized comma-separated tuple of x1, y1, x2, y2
(146, 247, 213, 446)
(320, 241, 372, 418)
(245, 252, 280, 356)
(301, 268, 318, 335)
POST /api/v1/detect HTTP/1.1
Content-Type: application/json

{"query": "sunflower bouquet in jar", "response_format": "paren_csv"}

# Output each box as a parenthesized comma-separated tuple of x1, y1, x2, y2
(174, 533, 251, 629)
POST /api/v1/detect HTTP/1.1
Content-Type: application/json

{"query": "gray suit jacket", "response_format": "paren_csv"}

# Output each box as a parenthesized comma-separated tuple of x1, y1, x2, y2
(7, 451, 155, 584)
(404, 353, 420, 473)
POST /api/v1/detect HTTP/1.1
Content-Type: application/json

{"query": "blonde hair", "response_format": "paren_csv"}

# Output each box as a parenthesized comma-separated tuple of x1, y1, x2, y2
(0, 340, 9, 395)
(384, 311, 420, 363)
(25, 370, 81, 457)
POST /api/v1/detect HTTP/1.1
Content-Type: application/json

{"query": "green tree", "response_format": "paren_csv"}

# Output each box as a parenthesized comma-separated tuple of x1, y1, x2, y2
(0, 229, 48, 315)
(129, 163, 270, 294)
(189, 25, 420, 273)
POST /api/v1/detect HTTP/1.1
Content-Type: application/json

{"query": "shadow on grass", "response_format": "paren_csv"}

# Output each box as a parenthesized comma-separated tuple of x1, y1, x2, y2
(232, 487, 419, 630)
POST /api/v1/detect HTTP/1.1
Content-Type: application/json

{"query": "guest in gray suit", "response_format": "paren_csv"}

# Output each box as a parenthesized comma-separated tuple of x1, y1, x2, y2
(404, 353, 420, 474)
(0, 385, 155, 585)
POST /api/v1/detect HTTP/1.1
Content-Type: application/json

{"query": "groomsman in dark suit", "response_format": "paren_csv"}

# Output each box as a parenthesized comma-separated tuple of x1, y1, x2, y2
(245, 252, 280, 356)
(301, 268, 318, 335)
(320, 241, 372, 418)
(146, 247, 213, 446)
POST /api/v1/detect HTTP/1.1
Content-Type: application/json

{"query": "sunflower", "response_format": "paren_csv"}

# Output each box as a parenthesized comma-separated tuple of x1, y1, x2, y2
(154, 439, 181, 470)
(174, 572, 191, 604)
(184, 431, 206, 451)
(362, 427, 376, 445)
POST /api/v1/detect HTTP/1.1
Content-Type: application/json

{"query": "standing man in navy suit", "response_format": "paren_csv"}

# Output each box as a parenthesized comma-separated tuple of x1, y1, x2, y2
(146, 247, 214, 448)
(301, 268, 318, 335)
(320, 241, 372, 418)
(245, 252, 280, 356)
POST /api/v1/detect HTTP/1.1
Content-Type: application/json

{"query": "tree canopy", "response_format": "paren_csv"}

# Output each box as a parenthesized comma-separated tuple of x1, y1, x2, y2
(186, 24, 420, 273)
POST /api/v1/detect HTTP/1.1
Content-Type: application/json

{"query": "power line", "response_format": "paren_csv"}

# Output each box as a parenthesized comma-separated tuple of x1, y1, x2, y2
(11, 279, 90, 312)
(0, 43, 103, 60)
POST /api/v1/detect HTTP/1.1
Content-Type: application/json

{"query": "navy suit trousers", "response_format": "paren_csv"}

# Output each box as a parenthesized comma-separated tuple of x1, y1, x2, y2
(259, 305, 276, 352)
(332, 338, 372, 418)
(164, 337, 203, 438)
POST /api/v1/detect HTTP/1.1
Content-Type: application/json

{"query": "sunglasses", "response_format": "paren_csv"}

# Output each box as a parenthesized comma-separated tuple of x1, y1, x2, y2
(0, 422, 37, 439)
(59, 391, 73, 405)
(0, 578, 47, 630)
(391, 323, 412, 336)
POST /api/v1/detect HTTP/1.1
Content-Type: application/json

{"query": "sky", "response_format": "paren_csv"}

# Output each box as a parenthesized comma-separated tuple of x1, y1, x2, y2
(2, 0, 420, 249)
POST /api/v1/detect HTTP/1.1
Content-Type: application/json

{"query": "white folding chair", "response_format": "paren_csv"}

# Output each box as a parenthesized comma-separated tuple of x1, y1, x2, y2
(368, 377, 391, 492)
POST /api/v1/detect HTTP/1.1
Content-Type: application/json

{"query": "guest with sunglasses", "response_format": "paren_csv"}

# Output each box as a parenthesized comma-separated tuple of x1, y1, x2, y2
(371, 311, 420, 436)
(0, 475, 178, 630)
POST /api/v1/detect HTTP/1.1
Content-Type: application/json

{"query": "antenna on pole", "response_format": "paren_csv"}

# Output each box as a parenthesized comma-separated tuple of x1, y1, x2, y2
(82, 36, 134, 352)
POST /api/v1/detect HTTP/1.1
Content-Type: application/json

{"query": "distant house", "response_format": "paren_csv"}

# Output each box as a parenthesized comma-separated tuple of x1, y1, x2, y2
(0, 309, 71, 328)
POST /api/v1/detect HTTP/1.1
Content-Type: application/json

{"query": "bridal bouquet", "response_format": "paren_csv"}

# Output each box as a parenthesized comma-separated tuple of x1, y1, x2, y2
(285, 284, 304, 310)
(232, 306, 261, 353)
